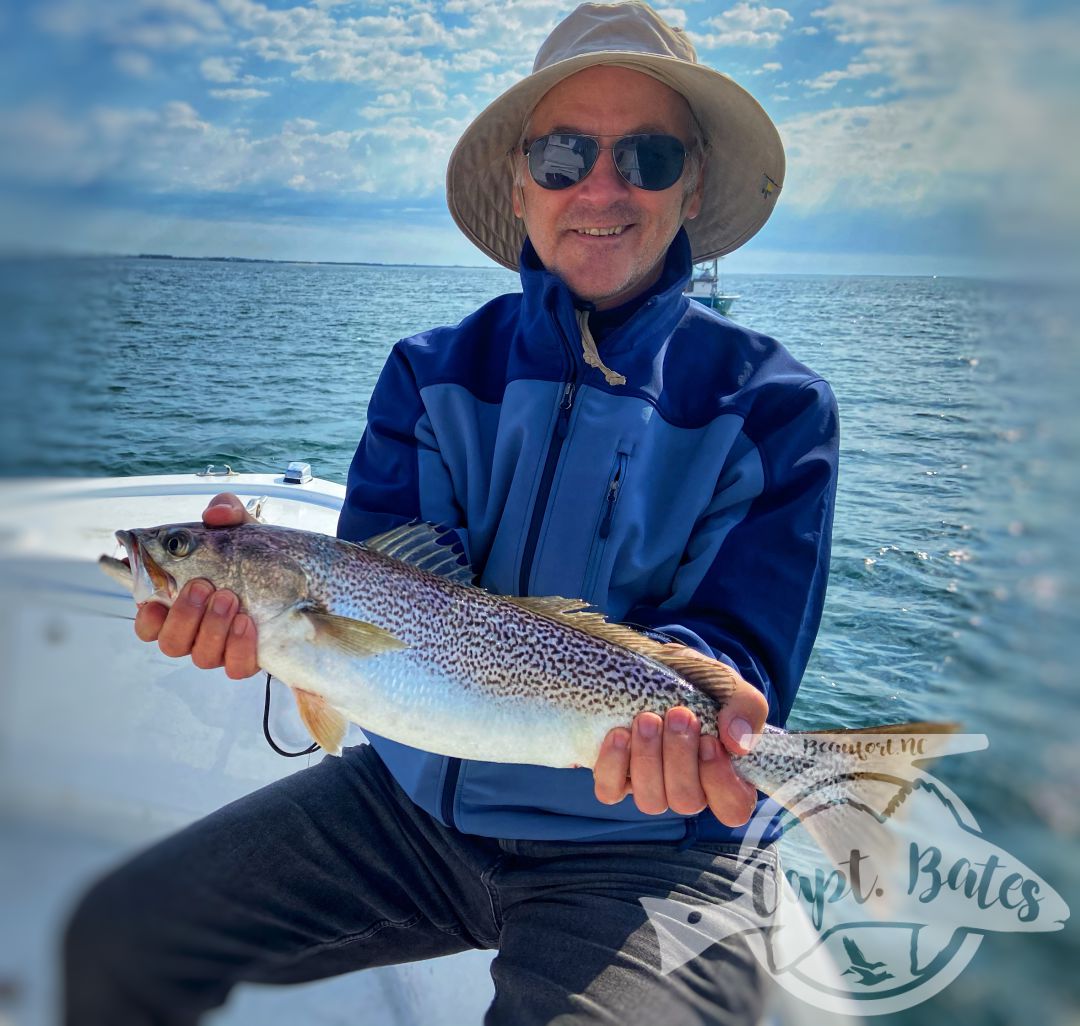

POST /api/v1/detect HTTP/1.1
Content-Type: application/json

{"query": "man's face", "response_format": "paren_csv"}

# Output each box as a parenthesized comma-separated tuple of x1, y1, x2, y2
(512, 65, 703, 310)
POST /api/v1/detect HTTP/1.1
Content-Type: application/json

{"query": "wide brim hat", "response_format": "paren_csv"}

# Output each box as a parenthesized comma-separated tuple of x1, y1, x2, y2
(446, 1, 785, 271)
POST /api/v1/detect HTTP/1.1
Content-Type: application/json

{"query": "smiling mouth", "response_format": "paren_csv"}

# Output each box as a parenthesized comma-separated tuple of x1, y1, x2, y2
(573, 225, 628, 237)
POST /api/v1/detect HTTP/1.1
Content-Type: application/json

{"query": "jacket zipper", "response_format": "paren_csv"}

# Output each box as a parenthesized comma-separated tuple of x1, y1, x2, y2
(443, 326, 576, 829)
(517, 379, 576, 596)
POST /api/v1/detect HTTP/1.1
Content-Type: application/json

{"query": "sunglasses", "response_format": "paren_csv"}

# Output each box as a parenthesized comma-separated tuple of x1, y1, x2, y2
(521, 133, 687, 192)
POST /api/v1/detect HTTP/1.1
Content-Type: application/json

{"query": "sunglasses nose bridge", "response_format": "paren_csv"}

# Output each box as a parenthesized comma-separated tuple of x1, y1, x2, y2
(578, 141, 634, 196)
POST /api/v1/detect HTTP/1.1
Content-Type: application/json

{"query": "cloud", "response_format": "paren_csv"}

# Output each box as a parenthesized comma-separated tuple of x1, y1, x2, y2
(201, 56, 241, 83)
(35, 0, 227, 49)
(656, 7, 689, 29)
(752, 61, 782, 74)
(210, 88, 270, 101)
(777, 0, 1080, 254)
(0, 99, 471, 202)
(114, 50, 153, 78)
(695, 3, 792, 48)
(802, 59, 885, 92)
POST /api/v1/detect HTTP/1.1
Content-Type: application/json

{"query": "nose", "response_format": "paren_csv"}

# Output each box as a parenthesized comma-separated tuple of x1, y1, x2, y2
(576, 144, 633, 203)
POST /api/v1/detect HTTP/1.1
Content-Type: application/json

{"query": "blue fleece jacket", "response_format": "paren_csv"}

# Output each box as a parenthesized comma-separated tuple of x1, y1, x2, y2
(337, 228, 839, 844)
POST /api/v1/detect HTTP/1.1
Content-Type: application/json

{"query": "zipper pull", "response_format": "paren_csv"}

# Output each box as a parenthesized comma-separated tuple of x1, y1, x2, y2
(599, 466, 622, 539)
(556, 383, 575, 439)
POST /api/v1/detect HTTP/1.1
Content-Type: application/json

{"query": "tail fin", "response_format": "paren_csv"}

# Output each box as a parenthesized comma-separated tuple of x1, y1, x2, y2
(745, 721, 986, 889)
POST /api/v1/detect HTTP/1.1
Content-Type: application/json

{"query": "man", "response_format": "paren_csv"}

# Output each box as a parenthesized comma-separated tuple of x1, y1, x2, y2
(65, 4, 838, 1024)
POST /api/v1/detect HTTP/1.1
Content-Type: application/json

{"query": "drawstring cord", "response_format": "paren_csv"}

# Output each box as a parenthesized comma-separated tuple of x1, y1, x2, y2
(576, 308, 626, 386)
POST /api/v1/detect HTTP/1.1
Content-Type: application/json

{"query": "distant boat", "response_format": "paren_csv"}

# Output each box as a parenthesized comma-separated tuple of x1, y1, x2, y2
(685, 257, 739, 316)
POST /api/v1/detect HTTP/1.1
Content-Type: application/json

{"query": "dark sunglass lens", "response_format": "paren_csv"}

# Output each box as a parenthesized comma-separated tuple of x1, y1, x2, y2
(614, 135, 686, 191)
(528, 134, 599, 190)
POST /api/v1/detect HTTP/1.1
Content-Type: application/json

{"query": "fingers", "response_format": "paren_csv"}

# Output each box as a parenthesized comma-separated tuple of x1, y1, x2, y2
(662, 707, 707, 815)
(155, 580, 215, 658)
(138, 579, 259, 678)
(610, 693, 767, 826)
(223, 614, 260, 679)
(133, 600, 168, 641)
(628, 713, 667, 815)
(202, 492, 255, 527)
(702, 680, 769, 826)
(699, 736, 759, 827)
(593, 727, 632, 805)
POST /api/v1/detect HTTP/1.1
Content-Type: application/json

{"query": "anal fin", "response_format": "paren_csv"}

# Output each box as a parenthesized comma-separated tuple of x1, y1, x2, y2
(292, 688, 349, 756)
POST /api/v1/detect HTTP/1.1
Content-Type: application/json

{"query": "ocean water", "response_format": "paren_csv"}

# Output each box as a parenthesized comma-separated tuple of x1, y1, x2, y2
(1, 257, 1077, 1025)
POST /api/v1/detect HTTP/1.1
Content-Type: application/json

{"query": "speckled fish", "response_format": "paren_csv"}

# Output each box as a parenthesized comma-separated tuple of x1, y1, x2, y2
(100, 521, 961, 801)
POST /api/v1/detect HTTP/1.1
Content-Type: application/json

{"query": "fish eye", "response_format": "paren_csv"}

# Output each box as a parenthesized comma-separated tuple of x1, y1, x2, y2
(161, 528, 195, 558)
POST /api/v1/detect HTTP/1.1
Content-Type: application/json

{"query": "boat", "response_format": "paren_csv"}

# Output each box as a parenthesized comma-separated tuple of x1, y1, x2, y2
(685, 258, 739, 316)
(0, 463, 852, 1025)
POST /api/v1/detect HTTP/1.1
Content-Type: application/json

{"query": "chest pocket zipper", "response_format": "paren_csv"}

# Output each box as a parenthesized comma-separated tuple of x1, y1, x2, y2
(584, 450, 630, 600)
(599, 452, 628, 539)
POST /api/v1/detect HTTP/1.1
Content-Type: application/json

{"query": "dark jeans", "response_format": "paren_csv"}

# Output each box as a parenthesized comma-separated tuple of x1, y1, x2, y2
(64, 743, 775, 1025)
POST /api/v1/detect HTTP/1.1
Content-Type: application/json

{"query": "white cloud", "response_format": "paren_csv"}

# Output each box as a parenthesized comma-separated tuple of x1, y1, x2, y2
(656, 7, 689, 30)
(752, 60, 782, 74)
(802, 59, 884, 91)
(777, 1, 1080, 251)
(0, 99, 472, 201)
(114, 50, 153, 78)
(201, 56, 241, 83)
(210, 88, 270, 101)
(696, 3, 792, 48)
(36, 0, 227, 49)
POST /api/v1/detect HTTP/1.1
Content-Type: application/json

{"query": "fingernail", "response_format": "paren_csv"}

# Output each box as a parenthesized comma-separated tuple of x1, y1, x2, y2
(667, 708, 692, 735)
(612, 731, 629, 751)
(211, 591, 235, 616)
(230, 615, 248, 638)
(637, 715, 659, 740)
(187, 581, 212, 608)
(700, 736, 718, 762)
(729, 717, 755, 750)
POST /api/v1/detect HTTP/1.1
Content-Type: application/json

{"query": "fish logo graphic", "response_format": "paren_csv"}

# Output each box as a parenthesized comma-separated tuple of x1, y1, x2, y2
(640, 734, 1070, 1015)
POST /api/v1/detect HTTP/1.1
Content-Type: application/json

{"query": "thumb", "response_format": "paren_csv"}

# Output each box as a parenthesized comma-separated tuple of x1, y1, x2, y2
(202, 492, 253, 526)
(718, 680, 769, 757)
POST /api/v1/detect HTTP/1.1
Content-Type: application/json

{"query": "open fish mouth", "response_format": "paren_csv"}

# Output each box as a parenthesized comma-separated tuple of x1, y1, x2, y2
(114, 530, 176, 604)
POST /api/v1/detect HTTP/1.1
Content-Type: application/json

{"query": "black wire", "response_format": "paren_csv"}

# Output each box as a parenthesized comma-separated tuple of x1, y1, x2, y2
(262, 672, 319, 757)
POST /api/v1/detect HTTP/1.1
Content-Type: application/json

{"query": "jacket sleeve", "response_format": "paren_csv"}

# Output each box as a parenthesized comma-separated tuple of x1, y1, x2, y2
(622, 378, 839, 726)
(337, 341, 467, 549)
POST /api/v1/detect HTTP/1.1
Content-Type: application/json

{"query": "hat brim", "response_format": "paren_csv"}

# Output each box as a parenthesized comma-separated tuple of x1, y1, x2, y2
(446, 52, 785, 271)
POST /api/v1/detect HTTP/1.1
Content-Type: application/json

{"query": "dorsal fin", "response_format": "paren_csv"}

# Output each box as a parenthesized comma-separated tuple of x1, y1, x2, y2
(506, 596, 738, 707)
(362, 522, 476, 586)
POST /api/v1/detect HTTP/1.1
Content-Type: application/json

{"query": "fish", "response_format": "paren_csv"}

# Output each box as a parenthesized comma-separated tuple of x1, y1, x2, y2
(100, 520, 969, 818)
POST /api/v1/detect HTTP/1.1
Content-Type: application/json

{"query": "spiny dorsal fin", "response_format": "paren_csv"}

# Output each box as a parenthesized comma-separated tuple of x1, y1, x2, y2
(507, 596, 738, 707)
(291, 688, 349, 756)
(300, 604, 408, 659)
(361, 521, 476, 586)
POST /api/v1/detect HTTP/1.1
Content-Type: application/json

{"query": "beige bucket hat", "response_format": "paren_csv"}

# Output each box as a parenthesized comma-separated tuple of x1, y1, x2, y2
(446, 1, 785, 271)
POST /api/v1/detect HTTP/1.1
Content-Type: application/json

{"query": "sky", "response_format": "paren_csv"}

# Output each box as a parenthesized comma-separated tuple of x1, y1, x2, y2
(0, 0, 1076, 276)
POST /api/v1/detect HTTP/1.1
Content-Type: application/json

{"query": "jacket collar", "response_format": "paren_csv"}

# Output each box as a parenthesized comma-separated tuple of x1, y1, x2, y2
(518, 227, 693, 356)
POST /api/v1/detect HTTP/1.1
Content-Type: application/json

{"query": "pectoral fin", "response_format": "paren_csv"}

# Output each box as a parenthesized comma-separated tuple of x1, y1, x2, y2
(292, 688, 349, 756)
(300, 603, 408, 659)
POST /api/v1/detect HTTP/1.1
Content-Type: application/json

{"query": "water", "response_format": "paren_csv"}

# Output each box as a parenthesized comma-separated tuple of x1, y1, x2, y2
(1, 258, 1077, 1025)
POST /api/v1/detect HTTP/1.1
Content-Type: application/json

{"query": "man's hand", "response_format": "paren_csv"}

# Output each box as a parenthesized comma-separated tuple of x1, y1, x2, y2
(593, 658, 769, 827)
(133, 493, 260, 679)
